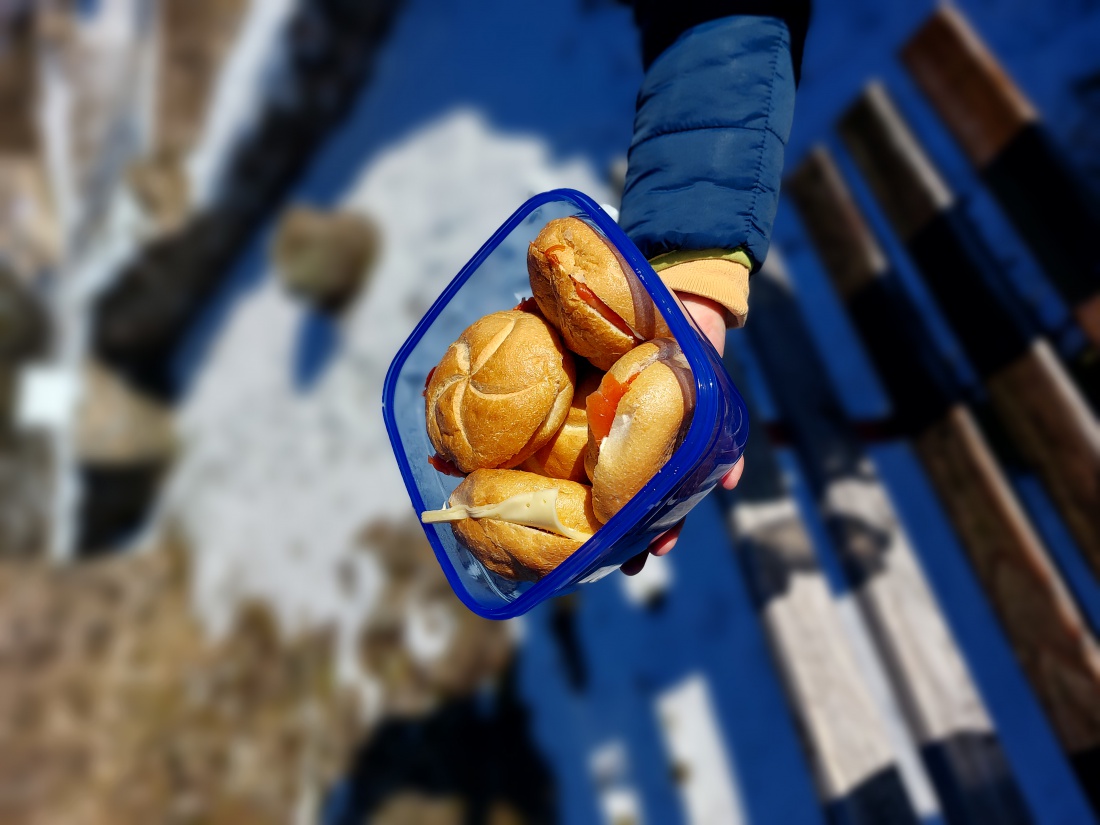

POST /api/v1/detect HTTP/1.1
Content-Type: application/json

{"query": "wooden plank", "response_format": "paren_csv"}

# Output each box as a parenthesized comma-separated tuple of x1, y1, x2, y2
(901, 7, 1100, 348)
(838, 86, 1100, 588)
(786, 146, 1100, 806)
(913, 403, 1100, 755)
(655, 675, 747, 825)
(718, 364, 920, 825)
(834, 83, 952, 242)
(747, 256, 1032, 825)
(897, 7, 1035, 168)
(985, 343, 1100, 586)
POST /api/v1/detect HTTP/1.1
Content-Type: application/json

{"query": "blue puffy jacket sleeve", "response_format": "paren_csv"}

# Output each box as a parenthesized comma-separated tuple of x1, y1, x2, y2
(620, 10, 805, 271)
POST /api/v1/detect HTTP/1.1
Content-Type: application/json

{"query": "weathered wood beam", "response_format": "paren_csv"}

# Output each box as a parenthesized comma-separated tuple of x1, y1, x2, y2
(747, 253, 1031, 825)
(787, 147, 1100, 807)
(839, 85, 1100, 590)
(902, 8, 1100, 352)
(719, 357, 921, 825)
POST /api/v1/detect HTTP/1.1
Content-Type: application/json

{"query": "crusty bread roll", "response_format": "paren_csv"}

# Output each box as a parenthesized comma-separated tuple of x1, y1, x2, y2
(585, 340, 695, 523)
(428, 469, 601, 582)
(520, 371, 602, 483)
(528, 217, 670, 370)
(426, 311, 576, 473)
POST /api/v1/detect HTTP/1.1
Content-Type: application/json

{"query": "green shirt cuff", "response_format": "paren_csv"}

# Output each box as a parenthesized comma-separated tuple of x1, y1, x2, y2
(648, 247, 754, 274)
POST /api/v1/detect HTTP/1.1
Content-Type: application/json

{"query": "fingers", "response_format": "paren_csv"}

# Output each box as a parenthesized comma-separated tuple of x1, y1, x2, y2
(621, 549, 649, 576)
(622, 519, 686, 576)
(650, 520, 683, 556)
(675, 293, 727, 356)
(720, 455, 745, 490)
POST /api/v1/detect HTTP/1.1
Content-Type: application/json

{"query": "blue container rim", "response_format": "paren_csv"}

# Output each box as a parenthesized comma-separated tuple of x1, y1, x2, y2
(382, 189, 724, 619)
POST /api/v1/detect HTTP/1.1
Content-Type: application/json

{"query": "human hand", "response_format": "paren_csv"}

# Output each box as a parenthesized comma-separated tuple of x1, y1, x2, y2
(620, 292, 746, 576)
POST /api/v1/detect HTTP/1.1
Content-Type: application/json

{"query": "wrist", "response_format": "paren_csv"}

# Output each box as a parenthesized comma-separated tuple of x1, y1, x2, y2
(657, 256, 750, 328)
(674, 292, 728, 355)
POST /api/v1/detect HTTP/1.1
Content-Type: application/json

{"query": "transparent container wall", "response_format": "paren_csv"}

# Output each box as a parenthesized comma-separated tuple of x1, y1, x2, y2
(388, 198, 681, 611)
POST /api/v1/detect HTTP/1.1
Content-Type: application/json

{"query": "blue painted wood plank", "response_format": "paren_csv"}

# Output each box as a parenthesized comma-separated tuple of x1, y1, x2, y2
(869, 443, 1096, 825)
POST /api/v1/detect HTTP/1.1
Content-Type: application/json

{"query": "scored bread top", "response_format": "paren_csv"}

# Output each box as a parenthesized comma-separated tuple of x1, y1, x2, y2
(587, 340, 694, 523)
(426, 311, 576, 473)
(528, 217, 670, 369)
(449, 469, 600, 581)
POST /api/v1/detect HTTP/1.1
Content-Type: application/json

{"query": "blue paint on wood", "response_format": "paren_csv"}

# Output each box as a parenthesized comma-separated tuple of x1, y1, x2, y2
(869, 443, 1095, 825)
(1008, 473, 1100, 636)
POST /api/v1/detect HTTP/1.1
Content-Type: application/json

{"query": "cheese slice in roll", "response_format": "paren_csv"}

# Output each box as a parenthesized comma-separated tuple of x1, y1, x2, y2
(422, 469, 601, 582)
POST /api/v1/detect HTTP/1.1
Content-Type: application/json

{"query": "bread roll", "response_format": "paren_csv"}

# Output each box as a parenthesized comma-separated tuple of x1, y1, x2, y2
(426, 311, 575, 473)
(586, 340, 695, 523)
(423, 469, 601, 581)
(520, 371, 602, 482)
(528, 217, 670, 369)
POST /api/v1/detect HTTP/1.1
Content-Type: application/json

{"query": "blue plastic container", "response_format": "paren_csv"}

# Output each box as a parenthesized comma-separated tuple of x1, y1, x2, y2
(383, 190, 748, 618)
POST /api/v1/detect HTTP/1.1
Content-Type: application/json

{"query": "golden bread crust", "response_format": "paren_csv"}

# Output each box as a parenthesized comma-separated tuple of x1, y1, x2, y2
(425, 311, 575, 473)
(528, 217, 670, 370)
(520, 371, 601, 482)
(450, 469, 600, 581)
(587, 340, 694, 523)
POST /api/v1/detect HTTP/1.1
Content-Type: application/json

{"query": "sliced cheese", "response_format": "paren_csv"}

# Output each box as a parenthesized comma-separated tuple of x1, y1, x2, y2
(421, 488, 592, 542)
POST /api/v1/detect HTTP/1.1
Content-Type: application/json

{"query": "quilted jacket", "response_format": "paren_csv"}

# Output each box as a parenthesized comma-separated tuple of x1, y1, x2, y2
(621, 1, 810, 311)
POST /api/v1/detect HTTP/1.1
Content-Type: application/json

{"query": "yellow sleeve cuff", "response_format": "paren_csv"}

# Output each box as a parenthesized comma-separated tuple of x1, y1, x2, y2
(654, 254, 751, 329)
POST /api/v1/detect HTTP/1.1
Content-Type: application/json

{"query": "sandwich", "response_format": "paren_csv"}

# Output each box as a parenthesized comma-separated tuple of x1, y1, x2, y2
(425, 310, 576, 473)
(585, 340, 695, 523)
(519, 371, 602, 483)
(528, 217, 670, 370)
(422, 469, 601, 581)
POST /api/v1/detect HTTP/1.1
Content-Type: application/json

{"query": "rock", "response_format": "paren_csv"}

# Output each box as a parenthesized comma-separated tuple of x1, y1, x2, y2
(126, 152, 191, 237)
(75, 359, 177, 467)
(73, 360, 178, 552)
(272, 206, 381, 313)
